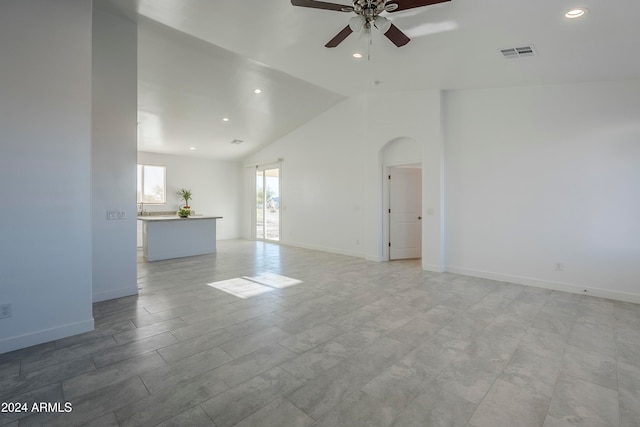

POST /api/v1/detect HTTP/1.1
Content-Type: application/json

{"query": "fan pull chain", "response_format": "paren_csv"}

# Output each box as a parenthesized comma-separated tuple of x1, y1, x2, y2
(367, 26, 372, 60)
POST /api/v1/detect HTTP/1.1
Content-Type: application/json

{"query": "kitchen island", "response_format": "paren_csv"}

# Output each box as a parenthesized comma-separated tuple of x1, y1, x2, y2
(138, 215, 223, 261)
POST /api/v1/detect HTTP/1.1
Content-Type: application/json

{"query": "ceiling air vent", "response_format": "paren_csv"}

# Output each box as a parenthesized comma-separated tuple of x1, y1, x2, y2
(500, 45, 536, 59)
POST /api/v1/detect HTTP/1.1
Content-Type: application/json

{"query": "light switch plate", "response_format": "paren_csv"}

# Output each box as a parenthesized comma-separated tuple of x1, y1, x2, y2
(0, 304, 11, 319)
(107, 210, 127, 220)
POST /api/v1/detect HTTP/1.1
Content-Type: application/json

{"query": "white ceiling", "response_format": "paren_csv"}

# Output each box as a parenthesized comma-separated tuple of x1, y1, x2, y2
(105, 0, 640, 160)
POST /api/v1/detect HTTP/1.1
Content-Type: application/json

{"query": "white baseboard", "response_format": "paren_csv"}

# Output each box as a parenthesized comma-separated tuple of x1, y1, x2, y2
(243, 238, 392, 263)
(446, 265, 640, 304)
(236, 240, 640, 304)
(93, 285, 138, 303)
(278, 240, 366, 260)
(423, 263, 446, 273)
(0, 318, 94, 355)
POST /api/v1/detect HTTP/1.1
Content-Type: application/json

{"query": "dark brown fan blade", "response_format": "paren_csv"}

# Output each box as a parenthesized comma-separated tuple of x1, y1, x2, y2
(384, 24, 410, 47)
(325, 25, 354, 48)
(385, 0, 451, 13)
(291, 0, 352, 12)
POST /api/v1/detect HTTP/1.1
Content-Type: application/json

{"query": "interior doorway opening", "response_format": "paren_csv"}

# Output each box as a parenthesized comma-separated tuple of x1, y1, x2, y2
(256, 167, 280, 241)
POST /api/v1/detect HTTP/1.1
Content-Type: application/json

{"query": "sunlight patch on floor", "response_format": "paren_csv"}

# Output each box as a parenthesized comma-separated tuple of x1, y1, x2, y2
(207, 273, 302, 299)
(244, 272, 303, 289)
(206, 278, 273, 299)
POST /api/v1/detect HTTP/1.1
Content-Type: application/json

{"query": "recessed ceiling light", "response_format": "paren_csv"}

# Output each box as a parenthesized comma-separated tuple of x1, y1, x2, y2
(353, 53, 363, 59)
(189, 147, 196, 150)
(222, 117, 229, 122)
(254, 88, 262, 94)
(565, 8, 588, 19)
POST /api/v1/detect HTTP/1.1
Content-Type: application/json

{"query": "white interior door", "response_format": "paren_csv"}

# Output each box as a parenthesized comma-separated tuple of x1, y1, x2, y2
(389, 167, 422, 260)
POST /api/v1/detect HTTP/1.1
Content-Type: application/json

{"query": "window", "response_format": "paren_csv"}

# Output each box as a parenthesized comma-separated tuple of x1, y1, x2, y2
(137, 164, 166, 204)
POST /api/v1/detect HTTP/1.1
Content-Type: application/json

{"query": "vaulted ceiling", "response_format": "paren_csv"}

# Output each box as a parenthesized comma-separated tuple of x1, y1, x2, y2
(104, 0, 640, 160)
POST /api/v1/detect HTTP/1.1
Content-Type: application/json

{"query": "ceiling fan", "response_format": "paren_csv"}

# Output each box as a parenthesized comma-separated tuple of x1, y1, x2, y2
(291, 0, 451, 48)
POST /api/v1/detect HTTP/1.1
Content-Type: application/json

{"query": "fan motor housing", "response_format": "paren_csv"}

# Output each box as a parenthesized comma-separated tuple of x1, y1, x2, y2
(353, 0, 387, 16)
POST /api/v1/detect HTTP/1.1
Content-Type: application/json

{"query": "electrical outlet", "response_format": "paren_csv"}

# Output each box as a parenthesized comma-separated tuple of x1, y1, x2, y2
(107, 210, 127, 220)
(0, 304, 11, 319)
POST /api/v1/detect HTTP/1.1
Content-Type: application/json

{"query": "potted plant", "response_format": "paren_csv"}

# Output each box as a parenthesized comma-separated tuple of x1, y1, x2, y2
(176, 188, 192, 217)
(177, 188, 192, 207)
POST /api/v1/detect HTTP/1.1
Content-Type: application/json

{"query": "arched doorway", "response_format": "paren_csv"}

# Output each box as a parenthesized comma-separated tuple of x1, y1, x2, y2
(381, 137, 422, 261)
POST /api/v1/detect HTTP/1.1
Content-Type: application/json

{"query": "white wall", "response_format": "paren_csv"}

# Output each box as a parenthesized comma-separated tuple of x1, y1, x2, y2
(0, 0, 94, 353)
(92, 5, 138, 303)
(243, 96, 368, 257)
(243, 81, 640, 303)
(243, 91, 444, 265)
(137, 152, 242, 240)
(444, 79, 640, 302)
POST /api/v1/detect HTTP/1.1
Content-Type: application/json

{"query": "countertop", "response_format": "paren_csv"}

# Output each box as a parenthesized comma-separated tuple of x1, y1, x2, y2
(137, 215, 223, 222)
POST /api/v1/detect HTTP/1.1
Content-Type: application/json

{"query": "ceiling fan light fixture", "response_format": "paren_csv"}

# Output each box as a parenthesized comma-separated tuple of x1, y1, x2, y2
(374, 16, 391, 33)
(349, 15, 366, 32)
(565, 7, 588, 19)
(290, 0, 447, 49)
(384, 2, 398, 12)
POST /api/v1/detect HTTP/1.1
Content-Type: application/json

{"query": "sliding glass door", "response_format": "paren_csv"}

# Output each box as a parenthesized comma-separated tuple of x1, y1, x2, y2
(256, 167, 280, 241)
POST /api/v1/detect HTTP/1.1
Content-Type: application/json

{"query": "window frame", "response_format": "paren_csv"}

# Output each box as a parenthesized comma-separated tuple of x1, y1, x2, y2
(137, 163, 167, 205)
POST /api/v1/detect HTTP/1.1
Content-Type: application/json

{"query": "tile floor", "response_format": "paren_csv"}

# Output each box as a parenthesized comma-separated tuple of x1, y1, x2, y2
(1, 240, 639, 426)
